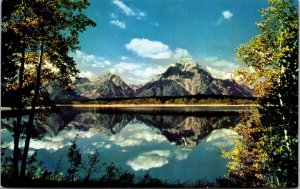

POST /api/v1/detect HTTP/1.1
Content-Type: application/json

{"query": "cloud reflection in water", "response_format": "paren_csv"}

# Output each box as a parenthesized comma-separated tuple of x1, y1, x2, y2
(127, 150, 171, 171)
(110, 123, 167, 147)
(1, 108, 242, 182)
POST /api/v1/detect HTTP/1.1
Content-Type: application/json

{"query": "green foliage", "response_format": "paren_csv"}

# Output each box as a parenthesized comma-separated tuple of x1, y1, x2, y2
(1, 156, 14, 177)
(222, 109, 271, 187)
(2, 0, 96, 95)
(82, 150, 102, 181)
(225, 0, 298, 187)
(1, 0, 96, 178)
(102, 162, 120, 182)
(26, 151, 43, 178)
(140, 172, 164, 186)
(235, 0, 298, 97)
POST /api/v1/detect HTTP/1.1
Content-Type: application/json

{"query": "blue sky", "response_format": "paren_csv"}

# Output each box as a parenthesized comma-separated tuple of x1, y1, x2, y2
(72, 0, 269, 84)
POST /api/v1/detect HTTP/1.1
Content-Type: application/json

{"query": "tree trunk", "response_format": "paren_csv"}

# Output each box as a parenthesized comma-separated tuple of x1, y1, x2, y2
(13, 46, 26, 178)
(20, 39, 44, 178)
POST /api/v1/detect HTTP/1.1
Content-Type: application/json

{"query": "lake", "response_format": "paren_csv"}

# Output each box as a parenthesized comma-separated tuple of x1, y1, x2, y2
(1, 106, 247, 183)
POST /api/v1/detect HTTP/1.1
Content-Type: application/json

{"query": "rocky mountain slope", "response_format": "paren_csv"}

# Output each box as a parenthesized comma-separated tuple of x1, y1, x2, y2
(135, 59, 252, 97)
(46, 81, 88, 101)
(74, 73, 134, 99)
(135, 80, 189, 97)
(129, 84, 143, 92)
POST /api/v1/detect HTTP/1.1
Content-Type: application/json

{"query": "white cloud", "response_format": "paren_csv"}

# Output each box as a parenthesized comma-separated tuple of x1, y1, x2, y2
(204, 57, 239, 79)
(172, 48, 191, 60)
(222, 10, 233, 20)
(112, 0, 145, 19)
(92, 60, 111, 67)
(109, 62, 165, 84)
(13, 128, 100, 152)
(92, 141, 106, 148)
(110, 13, 126, 29)
(73, 50, 111, 68)
(79, 71, 96, 80)
(205, 128, 239, 149)
(120, 56, 131, 61)
(127, 150, 171, 171)
(28, 140, 65, 151)
(2, 127, 99, 152)
(174, 150, 189, 161)
(110, 123, 167, 147)
(125, 38, 192, 61)
(216, 10, 233, 25)
(113, 0, 135, 16)
(208, 58, 239, 70)
(125, 38, 172, 59)
(110, 19, 126, 29)
(138, 11, 145, 17)
(206, 66, 232, 80)
(204, 56, 218, 62)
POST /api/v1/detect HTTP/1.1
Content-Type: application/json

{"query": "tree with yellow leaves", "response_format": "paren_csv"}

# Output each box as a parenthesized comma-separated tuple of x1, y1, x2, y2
(2, 0, 96, 178)
(224, 0, 298, 187)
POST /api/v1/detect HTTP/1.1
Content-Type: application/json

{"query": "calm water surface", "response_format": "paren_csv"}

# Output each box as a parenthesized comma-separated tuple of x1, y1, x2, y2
(1, 107, 245, 182)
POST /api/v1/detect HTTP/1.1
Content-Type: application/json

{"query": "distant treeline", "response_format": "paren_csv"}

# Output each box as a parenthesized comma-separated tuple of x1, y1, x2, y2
(86, 94, 257, 105)
(96, 94, 257, 101)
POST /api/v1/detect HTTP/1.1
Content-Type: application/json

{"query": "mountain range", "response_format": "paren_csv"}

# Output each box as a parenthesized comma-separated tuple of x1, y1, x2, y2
(48, 59, 252, 101)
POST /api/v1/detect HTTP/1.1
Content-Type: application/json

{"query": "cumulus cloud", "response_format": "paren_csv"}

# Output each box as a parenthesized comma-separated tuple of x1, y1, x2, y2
(109, 62, 165, 84)
(91, 60, 111, 67)
(222, 10, 233, 20)
(112, 0, 145, 19)
(206, 66, 232, 80)
(125, 38, 172, 59)
(204, 56, 239, 79)
(172, 48, 191, 60)
(125, 38, 192, 61)
(79, 71, 96, 80)
(216, 10, 233, 25)
(127, 150, 171, 171)
(73, 50, 111, 68)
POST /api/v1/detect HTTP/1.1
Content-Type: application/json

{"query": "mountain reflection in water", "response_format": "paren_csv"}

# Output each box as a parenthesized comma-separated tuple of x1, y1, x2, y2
(1, 107, 243, 182)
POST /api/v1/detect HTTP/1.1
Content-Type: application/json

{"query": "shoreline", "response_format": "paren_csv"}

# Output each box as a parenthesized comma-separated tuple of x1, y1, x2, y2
(55, 104, 259, 108)
(1, 104, 259, 111)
